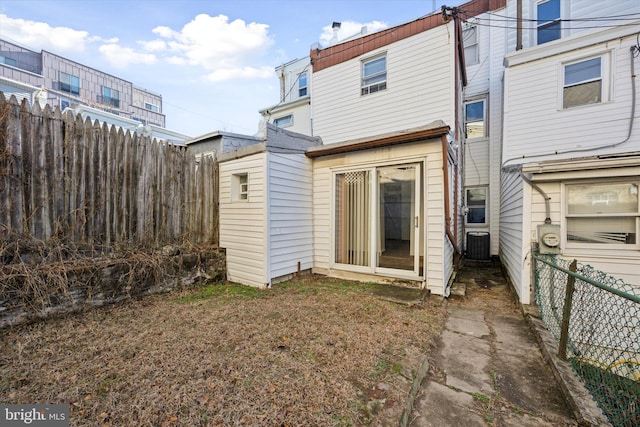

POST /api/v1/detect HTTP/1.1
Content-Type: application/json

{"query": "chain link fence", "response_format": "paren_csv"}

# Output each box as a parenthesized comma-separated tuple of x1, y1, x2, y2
(534, 253, 640, 427)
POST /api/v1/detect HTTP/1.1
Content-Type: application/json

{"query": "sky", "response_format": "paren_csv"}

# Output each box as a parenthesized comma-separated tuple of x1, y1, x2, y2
(0, 0, 465, 138)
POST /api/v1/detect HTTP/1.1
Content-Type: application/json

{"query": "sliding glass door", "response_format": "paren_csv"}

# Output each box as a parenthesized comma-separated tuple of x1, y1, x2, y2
(334, 163, 422, 276)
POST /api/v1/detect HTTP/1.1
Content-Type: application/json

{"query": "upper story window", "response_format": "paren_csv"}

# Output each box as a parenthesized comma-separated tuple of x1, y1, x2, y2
(298, 72, 308, 97)
(563, 57, 602, 109)
(0, 55, 17, 67)
(59, 71, 80, 95)
(101, 86, 120, 108)
(361, 55, 387, 96)
(565, 180, 639, 248)
(144, 102, 159, 112)
(273, 114, 293, 128)
(463, 26, 479, 66)
(464, 99, 486, 139)
(537, 0, 561, 45)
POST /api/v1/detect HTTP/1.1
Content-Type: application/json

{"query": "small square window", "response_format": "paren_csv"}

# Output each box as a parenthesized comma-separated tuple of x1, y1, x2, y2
(59, 71, 80, 95)
(101, 86, 120, 108)
(232, 173, 249, 201)
(361, 55, 387, 95)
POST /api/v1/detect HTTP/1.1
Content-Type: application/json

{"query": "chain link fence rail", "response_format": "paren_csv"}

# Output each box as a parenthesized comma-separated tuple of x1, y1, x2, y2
(533, 253, 640, 427)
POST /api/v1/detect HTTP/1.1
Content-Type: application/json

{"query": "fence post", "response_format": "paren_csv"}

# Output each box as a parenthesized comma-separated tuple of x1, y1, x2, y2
(558, 259, 577, 360)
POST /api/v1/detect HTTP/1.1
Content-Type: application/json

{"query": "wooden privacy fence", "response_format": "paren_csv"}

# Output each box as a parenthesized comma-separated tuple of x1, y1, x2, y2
(0, 94, 218, 248)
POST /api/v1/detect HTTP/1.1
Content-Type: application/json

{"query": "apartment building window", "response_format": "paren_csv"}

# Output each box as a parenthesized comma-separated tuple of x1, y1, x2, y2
(232, 173, 249, 201)
(101, 86, 120, 108)
(59, 71, 80, 95)
(60, 97, 70, 110)
(565, 181, 638, 247)
(0, 56, 17, 67)
(298, 72, 308, 97)
(144, 102, 159, 112)
(563, 57, 602, 109)
(361, 55, 387, 95)
(466, 188, 487, 224)
(273, 114, 293, 128)
(463, 26, 479, 66)
(537, 0, 561, 44)
(464, 99, 486, 139)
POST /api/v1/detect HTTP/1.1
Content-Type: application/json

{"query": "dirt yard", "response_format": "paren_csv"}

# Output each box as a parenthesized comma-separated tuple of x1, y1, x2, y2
(0, 275, 445, 426)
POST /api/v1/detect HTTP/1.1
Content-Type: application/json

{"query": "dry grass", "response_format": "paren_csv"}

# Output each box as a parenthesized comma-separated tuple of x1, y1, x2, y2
(0, 275, 445, 426)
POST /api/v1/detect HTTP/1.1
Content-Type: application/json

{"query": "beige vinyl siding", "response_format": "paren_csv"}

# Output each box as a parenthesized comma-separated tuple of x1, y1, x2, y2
(313, 25, 455, 145)
(311, 139, 451, 295)
(267, 153, 314, 280)
(219, 154, 268, 287)
(503, 32, 640, 164)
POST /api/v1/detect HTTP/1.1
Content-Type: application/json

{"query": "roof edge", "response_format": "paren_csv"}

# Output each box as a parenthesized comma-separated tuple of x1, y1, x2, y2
(306, 121, 450, 158)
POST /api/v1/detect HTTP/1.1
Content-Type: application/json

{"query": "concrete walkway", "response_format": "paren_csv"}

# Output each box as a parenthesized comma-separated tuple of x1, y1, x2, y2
(407, 260, 580, 427)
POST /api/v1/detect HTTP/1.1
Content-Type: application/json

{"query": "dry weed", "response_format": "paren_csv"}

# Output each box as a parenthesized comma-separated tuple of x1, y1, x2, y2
(0, 277, 445, 426)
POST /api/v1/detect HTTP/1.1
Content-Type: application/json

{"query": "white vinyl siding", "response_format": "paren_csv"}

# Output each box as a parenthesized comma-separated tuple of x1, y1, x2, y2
(312, 139, 451, 296)
(503, 30, 639, 164)
(219, 154, 268, 287)
(499, 170, 529, 303)
(268, 153, 314, 280)
(313, 24, 455, 145)
(504, 0, 640, 52)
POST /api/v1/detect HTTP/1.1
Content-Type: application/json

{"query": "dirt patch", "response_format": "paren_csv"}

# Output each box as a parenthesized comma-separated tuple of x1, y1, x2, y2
(0, 275, 445, 426)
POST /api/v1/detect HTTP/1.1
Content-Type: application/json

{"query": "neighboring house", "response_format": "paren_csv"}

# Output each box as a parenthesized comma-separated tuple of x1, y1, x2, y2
(0, 39, 166, 128)
(69, 104, 190, 144)
(185, 130, 262, 159)
(218, 123, 321, 287)
(500, 1, 640, 303)
(460, 7, 507, 260)
(306, 0, 505, 296)
(259, 57, 312, 135)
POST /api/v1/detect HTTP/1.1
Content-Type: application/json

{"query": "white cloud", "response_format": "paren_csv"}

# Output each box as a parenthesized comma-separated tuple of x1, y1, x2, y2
(139, 39, 167, 52)
(319, 20, 388, 45)
(204, 65, 273, 82)
(150, 14, 274, 81)
(0, 14, 90, 53)
(98, 43, 157, 68)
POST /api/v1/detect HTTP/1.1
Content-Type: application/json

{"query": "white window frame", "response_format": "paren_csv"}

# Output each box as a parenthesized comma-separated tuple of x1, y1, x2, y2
(562, 179, 639, 251)
(361, 54, 387, 96)
(232, 172, 249, 201)
(560, 54, 609, 109)
(273, 114, 293, 128)
(463, 25, 479, 66)
(464, 97, 488, 140)
(330, 158, 426, 281)
(298, 72, 308, 97)
(465, 187, 488, 226)
(536, 0, 561, 45)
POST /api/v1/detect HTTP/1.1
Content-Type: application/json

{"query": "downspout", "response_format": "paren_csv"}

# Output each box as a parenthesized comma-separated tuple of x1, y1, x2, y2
(516, 0, 523, 51)
(442, 135, 461, 254)
(520, 172, 551, 224)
